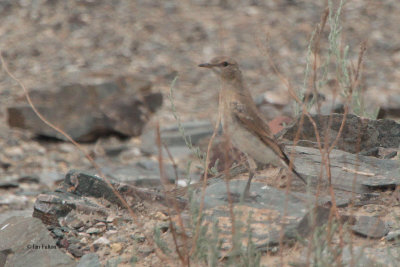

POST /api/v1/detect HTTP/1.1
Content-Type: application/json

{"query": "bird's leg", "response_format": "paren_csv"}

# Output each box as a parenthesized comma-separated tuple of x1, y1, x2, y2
(243, 170, 255, 199)
(242, 156, 257, 199)
(276, 167, 284, 179)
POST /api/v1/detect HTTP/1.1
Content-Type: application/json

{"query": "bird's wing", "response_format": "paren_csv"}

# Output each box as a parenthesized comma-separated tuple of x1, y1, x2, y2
(230, 100, 285, 159)
(231, 100, 307, 184)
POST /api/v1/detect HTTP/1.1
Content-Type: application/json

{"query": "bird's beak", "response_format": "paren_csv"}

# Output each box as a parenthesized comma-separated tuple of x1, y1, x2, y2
(198, 62, 214, 68)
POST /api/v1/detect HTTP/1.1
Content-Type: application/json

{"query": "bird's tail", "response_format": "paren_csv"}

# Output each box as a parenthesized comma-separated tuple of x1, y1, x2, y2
(290, 166, 307, 184)
(281, 152, 307, 184)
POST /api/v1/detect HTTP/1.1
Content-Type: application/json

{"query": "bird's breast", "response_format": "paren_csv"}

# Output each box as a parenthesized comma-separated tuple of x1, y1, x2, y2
(221, 105, 281, 166)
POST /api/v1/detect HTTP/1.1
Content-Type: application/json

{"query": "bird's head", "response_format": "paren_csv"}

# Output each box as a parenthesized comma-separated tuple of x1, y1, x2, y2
(198, 56, 241, 81)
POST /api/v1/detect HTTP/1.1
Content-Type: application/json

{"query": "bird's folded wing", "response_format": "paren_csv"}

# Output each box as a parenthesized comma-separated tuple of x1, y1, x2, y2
(231, 101, 285, 159)
(231, 100, 307, 184)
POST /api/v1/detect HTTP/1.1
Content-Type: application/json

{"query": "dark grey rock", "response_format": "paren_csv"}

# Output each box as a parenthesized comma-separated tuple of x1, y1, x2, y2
(317, 192, 353, 208)
(0, 249, 12, 267)
(385, 229, 400, 241)
(33, 191, 108, 226)
(63, 170, 124, 206)
(104, 145, 128, 157)
(0, 181, 18, 189)
(196, 180, 310, 250)
(0, 176, 20, 189)
(7, 74, 161, 142)
(67, 243, 83, 258)
(76, 253, 101, 267)
(353, 193, 381, 207)
(281, 113, 400, 155)
(138, 246, 154, 257)
(352, 216, 389, 238)
(51, 228, 65, 238)
(33, 170, 187, 227)
(0, 174, 41, 189)
(295, 206, 330, 237)
(86, 227, 104, 234)
(0, 160, 11, 170)
(377, 94, 400, 119)
(64, 215, 85, 230)
(0, 216, 75, 267)
(132, 233, 146, 243)
(17, 174, 40, 184)
(285, 146, 400, 193)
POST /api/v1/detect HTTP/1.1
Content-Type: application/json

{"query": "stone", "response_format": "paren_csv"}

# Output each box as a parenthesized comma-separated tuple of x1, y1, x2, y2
(110, 243, 123, 254)
(67, 243, 84, 257)
(33, 170, 187, 227)
(0, 181, 18, 189)
(195, 180, 310, 250)
(0, 216, 75, 267)
(17, 174, 40, 184)
(132, 233, 146, 243)
(295, 206, 330, 237)
(93, 237, 110, 246)
(377, 94, 400, 120)
(7, 74, 162, 142)
(385, 229, 400, 241)
(33, 191, 108, 226)
(76, 253, 101, 267)
(51, 228, 65, 238)
(63, 170, 124, 206)
(281, 114, 400, 155)
(138, 246, 154, 257)
(86, 227, 105, 235)
(285, 146, 400, 193)
(352, 216, 389, 238)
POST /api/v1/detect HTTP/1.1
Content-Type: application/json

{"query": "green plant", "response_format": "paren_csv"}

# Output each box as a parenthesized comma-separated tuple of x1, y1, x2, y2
(298, 0, 375, 119)
(154, 226, 171, 254)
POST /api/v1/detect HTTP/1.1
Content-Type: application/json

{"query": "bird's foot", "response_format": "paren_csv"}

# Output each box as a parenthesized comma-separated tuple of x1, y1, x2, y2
(240, 186, 259, 202)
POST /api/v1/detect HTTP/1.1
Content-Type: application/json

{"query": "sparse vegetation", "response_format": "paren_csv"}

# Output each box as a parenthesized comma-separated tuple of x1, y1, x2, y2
(1, 1, 399, 266)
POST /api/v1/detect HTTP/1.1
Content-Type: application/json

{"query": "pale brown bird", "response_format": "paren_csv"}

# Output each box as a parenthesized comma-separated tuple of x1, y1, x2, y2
(199, 56, 306, 197)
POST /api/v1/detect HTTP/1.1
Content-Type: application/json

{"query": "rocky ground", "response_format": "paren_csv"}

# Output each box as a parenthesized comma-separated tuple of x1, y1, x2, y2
(1, 0, 400, 266)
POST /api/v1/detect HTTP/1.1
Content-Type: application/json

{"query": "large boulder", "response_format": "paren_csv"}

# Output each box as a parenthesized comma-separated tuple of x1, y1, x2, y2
(7, 73, 162, 142)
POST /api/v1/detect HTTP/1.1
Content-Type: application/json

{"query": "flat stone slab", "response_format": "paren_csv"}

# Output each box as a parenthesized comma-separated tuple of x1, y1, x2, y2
(0, 216, 75, 267)
(196, 180, 312, 250)
(286, 146, 400, 193)
(352, 216, 389, 239)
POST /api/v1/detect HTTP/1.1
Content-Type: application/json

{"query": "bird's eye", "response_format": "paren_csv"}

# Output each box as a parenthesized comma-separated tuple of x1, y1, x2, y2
(221, 61, 229, 67)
